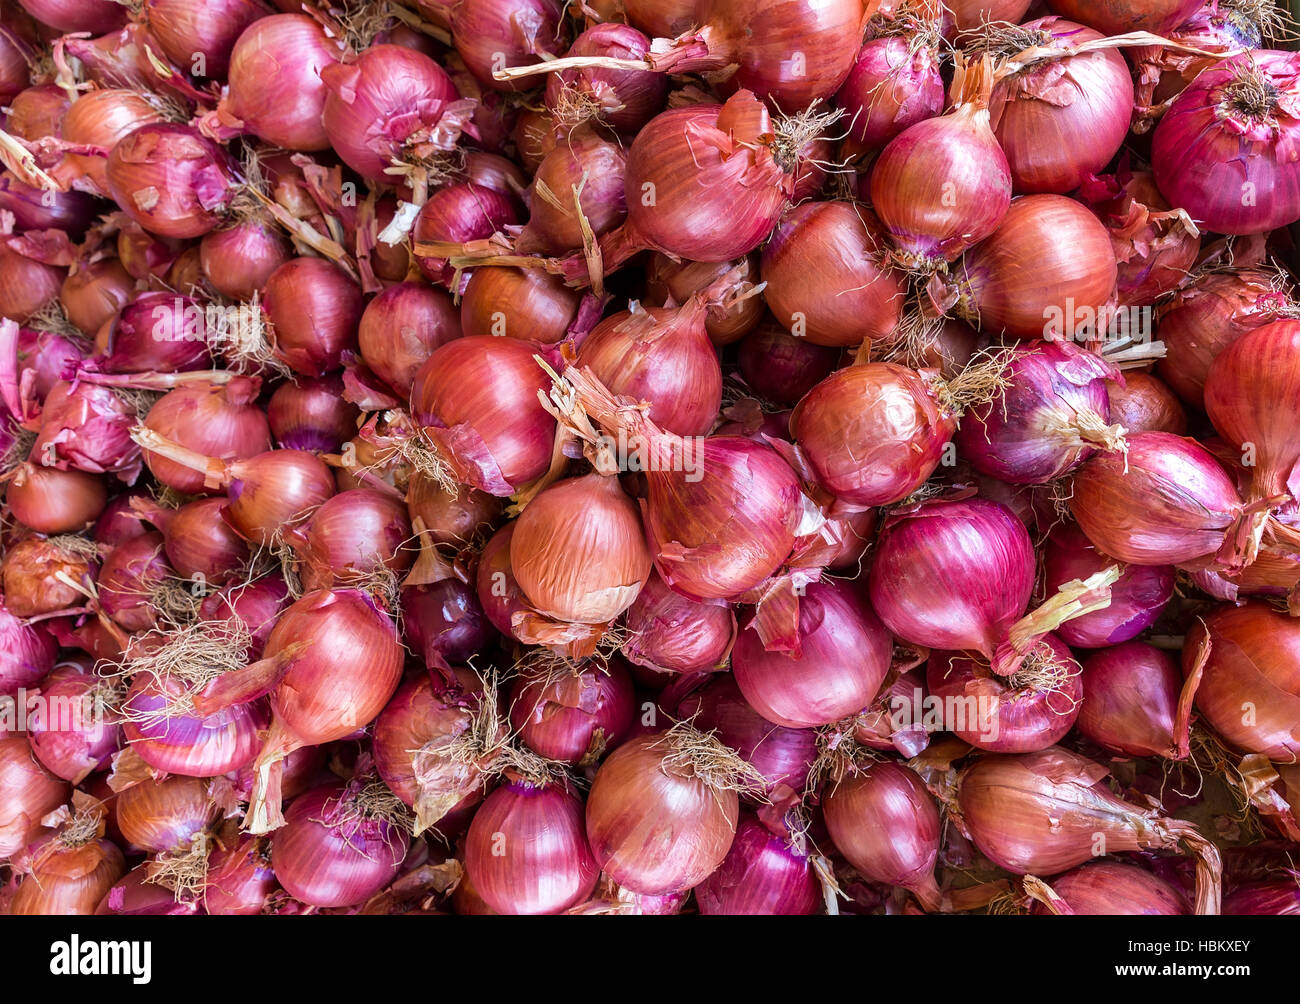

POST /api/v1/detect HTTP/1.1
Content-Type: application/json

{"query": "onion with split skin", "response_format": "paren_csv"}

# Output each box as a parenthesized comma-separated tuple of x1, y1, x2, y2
(509, 659, 636, 765)
(622, 571, 736, 676)
(645, 253, 764, 346)
(10, 807, 125, 916)
(836, 29, 945, 160)
(105, 124, 239, 240)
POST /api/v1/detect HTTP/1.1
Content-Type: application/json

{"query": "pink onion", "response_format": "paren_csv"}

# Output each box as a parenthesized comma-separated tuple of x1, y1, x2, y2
(199, 222, 292, 302)
(359, 282, 462, 399)
(509, 660, 636, 765)
(1077, 641, 1186, 759)
(263, 258, 363, 378)
(621, 571, 736, 675)
(268, 374, 359, 453)
(695, 815, 821, 915)
(105, 124, 238, 240)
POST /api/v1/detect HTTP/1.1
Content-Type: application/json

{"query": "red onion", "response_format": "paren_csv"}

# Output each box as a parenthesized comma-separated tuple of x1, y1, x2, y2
(476, 521, 527, 637)
(733, 579, 892, 729)
(272, 778, 411, 908)
(1106, 371, 1188, 436)
(465, 779, 598, 914)
(198, 575, 290, 658)
(621, 571, 736, 675)
(115, 222, 182, 282)
(322, 45, 469, 183)
(675, 674, 817, 798)
(223, 14, 342, 151)
(622, 0, 695, 36)
(0, 599, 57, 696)
(871, 56, 1011, 267)
(143, 0, 268, 78)
(927, 636, 1083, 753)
(263, 258, 363, 378)
(515, 132, 627, 257)
(1153, 51, 1300, 235)
(15, 327, 85, 405)
(6, 462, 108, 534)
(956, 341, 1122, 485)
(373, 670, 494, 833)
(96, 530, 171, 632)
(93, 291, 210, 373)
(1071, 431, 1251, 567)
(31, 380, 139, 480)
(96, 865, 203, 915)
(459, 267, 577, 345)
(1224, 881, 1300, 916)
(0, 736, 69, 858)
(6, 84, 69, 141)
(199, 222, 292, 302)
(760, 201, 904, 347)
(413, 182, 521, 287)
(947, 194, 1118, 341)
(1044, 523, 1174, 648)
(837, 32, 945, 159)
(403, 577, 494, 671)
(53, 89, 163, 198)
(106, 124, 238, 240)
(11, 816, 125, 916)
(268, 375, 359, 453)
(986, 19, 1134, 195)
(585, 728, 747, 895)
(1046, 0, 1203, 34)
(1077, 641, 1187, 759)
(203, 834, 275, 915)
(0, 23, 31, 107)
(60, 259, 135, 338)
(509, 660, 636, 765)
(123, 676, 270, 779)
(360, 282, 462, 398)
(28, 674, 120, 784)
(957, 747, 1221, 914)
(645, 253, 764, 346)
(406, 472, 500, 549)
(823, 762, 942, 911)
(1184, 601, 1300, 760)
(1028, 862, 1189, 915)
(2, 536, 97, 617)
(451, 0, 567, 92)
(151, 496, 252, 584)
(0, 173, 97, 238)
(140, 377, 271, 494)
(695, 815, 821, 915)
(545, 24, 667, 133)
(565, 366, 805, 601)
(575, 294, 724, 438)
(0, 240, 64, 322)
(293, 488, 412, 590)
(16, 0, 125, 32)
(410, 336, 555, 496)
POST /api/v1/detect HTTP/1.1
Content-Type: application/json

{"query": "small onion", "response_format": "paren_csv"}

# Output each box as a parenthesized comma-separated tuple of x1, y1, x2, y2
(140, 378, 271, 495)
(0, 736, 69, 859)
(1029, 862, 1189, 916)
(6, 463, 108, 534)
(2, 537, 98, 619)
(459, 267, 577, 346)
(60, 258, 135, 337)
(203, 834, 275, 915)
(837, 33, 945, 158)
(544, 24, 667, 134)
(695, 815, 821, 915)
(1106, 371, 1188, 436)
(199, 221, 292, 302)
(28, 674, 120, 783)
(263, 258, 363, 377)
(1078, 641, 1186, 759)
(360, 282, 462, 398)
(621, 571, 736, 675)
(268, 374, 360, 453)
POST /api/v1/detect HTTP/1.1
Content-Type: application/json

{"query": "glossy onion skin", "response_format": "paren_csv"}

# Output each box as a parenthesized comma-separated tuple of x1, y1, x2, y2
(1078, 642, 1184, 758)
(694, 815, 820, 915)
(1028, 862, 1188, 916)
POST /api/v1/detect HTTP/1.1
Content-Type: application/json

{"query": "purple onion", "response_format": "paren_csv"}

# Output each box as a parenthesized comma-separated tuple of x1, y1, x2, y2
(621, 571, 735, 675)
(508, 658, 636, 764)
(737, 321, 841, 405)
(122, 678, 271, 776)
(695, 816, 821, 915)
(0, 598, 59, 696)
(94, 291, 211, 373)
(268, 373, 360, 452)
(1224, 881, 1300, 915)
(31, 379, 141, 479)
(1077, 641, 1185, 759)
(837, 35, 945, 158)
(402, 578, 493, 669)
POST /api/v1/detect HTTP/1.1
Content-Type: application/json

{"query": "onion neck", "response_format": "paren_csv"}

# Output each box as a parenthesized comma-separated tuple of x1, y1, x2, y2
(130, 426, 232, 491)
(994, 566, 1120, 676)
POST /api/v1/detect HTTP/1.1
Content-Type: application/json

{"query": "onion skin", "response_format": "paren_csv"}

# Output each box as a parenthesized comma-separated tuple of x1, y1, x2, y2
(545, 24, 667, 134)
(16, 0, 125, 33)
(6, 464, 108, 534)
(141, 378, 271, 495)
(199, 575, 290, 660)
(517, 132, 628, 256)
(11, 832, 125, 916)
(123, 677, 270, 777)
(1154, 268, 1284, 410)
(1043, 524, 1173, 649)
(1078, 642, 1185, 759)
(0, 242, 64, 322)
(144, 0, 269, 78)
(676, 675, 817, 797)
(1029, 862, 1189, 916)
(838, 35, 945, 157)
(105, 124, 237, 240)
(28, 675, 120, 783)
(452, 0, 568, 93)
(361, 282, 462, 397)
(96, 865, 203, 915)
(1223, 881, 1300, 915)
(476, 522, 528, 637)
(116, 775, 218, 855)
(268, 374, 360, 454)
(645, 254, 764, 346)
(0, 736, 69, 859)
(926, 637, 1082, 754)
(2, 538, 95, 619)
(203, 834, 275, 915)
(459, 268, 577, 346)
(585, 733, 739, 896)
(225, 14, 341, 151)
(200, 221, 292, 302)
(60, 258, 135, 337)
(0, 172, 97, 238)
(55, 89, 164, 198)
(621, 571, 736, 675)
(402, 578, 492, 672)
(1106, 371, 1188, 436)
(990, 19, 1134, 196)
(1184, 602, 1300, 761)
(263, 258, 363, 378)
(272, 782, 410, 908)
(695, 815, 820, 915)
(1070, 431, 1244, 567)
(823, 763, 942, 910)
(509, 660, 636, 765)
(413, 183, 521, 287)
(296, 488, 412, 589)
(1045, 0, 1202, 34)
(410, 336, 556, 496)
(95, 494, 154, 545)
(465, 780, 599, 915)
(95, 290, 210, 374)
(868, 498, 1034, 659)
(1153, 51, 1300, 235)
(958, 194, 1117, 341)
(761, 202, 903, 347)
(733, 579, 892, 729)
(224, 450, 336, 547)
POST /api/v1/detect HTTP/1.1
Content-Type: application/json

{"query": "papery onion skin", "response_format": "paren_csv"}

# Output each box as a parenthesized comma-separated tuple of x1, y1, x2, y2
(0, 243, 64, 322)
(732, 579, 892, 729)
(545, 24, 667, 134)
(271, 781, 410, 908)
(2, 537, 95, 618)
(225, 14, 341, 151)
(6, 463, 109, 535)
(55, 89, 164, 198)
(203, 835, 276, 915)
(116, 774, 219, 854)
(509, 660, 636, 765)
(959, 194, 1118, 341)
(621, 571, 736, 675)
(1043, 524, 1173, 649)
(200, 221, 292, 302)
(517, 132, 628, 256)
(18, 327, 88, 402)
(1028, 862, 1189, 916)
(459, 268, 577, 346)
(0, 736, 69, 859)
(1152, 51, 1300, 235)
(122, 677, 271, 777)
(695, 815, 820, 915)
(361, 282, 462, 397)
(465, 780, 599, 915)
(1078, 642, 1184, 759)
(1045, 0, 1203, 34)
(28, 674, 120, 783)
(1184, 602, 1300, 761)
(413, 183, 522, 287)
(1106, 371, 1188, 436)
(868, 498, 1034, 658)
(837, 35, 946, 158)
(406, 472, 501, 549)
(0, 172, 97, 238)
(585, 733, 739, 896)
(60, 259, 135, 338)
(761, 202, 904, 347)
(990, 19, 1134, 196)
(105, 124, 238, 240)
(1223, 881, 1300, 915)
(1070, 431, 1243, 567)
(32, 379, 141, 481)
(410, 336, 555, 496)
(95, 865, 203, 915)
(199, 575, 291, 659)
(645, 254, 764, 346)
(12, 831, 125, 916)
(263, 258, 363, 378)
(95, 290, 210, 374)
(141, 379, 271, 495)
(823, 762, 942, 909)
(926, 637, 1082, 754)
